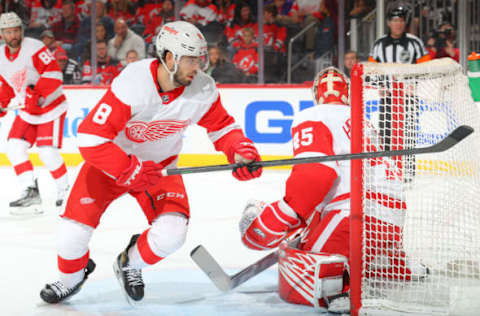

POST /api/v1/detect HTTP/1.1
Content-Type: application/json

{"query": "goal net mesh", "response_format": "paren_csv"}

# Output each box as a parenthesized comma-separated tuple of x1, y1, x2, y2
(351, 58, 480, 316)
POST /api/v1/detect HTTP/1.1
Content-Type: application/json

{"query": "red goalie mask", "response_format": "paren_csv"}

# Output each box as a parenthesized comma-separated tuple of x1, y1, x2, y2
(312, 67, 349, 105)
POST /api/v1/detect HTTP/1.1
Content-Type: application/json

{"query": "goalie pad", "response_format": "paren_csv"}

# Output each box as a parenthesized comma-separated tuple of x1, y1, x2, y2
(239, 199, 302, 250)
(278, 241, 350, 311)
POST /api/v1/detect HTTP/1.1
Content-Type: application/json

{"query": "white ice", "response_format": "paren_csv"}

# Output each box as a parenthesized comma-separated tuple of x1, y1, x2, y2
(0, 166, 333, 316)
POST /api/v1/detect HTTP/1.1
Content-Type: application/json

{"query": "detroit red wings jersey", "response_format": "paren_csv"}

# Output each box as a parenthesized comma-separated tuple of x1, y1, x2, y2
(290, 104, 405, 225)
(77, 58, 241, 179)
(0, 37, 67, 124)
(290, 104, 351, 217)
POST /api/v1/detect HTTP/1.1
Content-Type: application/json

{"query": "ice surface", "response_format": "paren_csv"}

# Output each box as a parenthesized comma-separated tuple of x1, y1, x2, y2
(0, 166, 335, 315)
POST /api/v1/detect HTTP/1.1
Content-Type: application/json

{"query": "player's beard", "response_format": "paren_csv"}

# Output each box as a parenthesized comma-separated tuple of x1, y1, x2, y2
(174, 70, 196, 87)
(6, 37, 21, 49)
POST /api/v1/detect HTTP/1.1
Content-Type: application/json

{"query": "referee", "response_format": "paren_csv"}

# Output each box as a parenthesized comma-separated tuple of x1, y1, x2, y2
(368, 4, 429, 181)
(369, 5, 430, 64)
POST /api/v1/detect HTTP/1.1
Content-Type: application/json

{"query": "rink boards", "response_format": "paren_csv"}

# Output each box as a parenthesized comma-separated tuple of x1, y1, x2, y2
(0, 85, 477, 172)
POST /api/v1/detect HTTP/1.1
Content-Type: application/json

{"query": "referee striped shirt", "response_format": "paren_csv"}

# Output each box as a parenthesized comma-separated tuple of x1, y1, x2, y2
(368, 32, 431, 64)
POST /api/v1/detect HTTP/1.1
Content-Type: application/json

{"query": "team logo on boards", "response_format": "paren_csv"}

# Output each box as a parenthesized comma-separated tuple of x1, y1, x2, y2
(125, 119, 191, 143)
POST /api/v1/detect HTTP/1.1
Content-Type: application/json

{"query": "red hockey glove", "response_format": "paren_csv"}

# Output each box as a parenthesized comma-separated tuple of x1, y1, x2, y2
(229, 138, 262, 181)
(116, 155, 164, 192)
(24, 85, 40, 113)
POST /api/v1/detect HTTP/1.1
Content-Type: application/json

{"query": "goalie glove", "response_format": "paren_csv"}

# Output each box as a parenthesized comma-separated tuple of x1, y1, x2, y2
(116, 155, 164, 192)
(239, 199, 302, 250)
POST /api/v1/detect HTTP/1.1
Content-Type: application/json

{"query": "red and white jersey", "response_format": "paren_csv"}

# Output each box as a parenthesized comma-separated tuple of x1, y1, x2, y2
(180, 0, 218, 26)
(77, 58, 242, 179)
(290, 104, 351, 217)
(0, 37, 67, 124)
(289, 104, 404, 225)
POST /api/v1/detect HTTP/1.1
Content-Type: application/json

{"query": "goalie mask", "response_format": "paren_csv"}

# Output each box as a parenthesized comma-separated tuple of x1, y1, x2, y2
(155, 21, 209, 81)
(312, 67, 350, 106)
(278, 241, 350, 310)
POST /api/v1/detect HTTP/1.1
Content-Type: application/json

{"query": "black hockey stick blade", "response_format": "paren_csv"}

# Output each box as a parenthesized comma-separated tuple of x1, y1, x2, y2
(164, 125, 473, 176)
(190, 245, 278, 292)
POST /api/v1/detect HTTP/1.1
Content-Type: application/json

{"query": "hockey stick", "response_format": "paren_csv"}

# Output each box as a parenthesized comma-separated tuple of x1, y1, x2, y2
(163, 125, 473, 176)
(190, 245, 278, 292)
(1, 104, 25, 112)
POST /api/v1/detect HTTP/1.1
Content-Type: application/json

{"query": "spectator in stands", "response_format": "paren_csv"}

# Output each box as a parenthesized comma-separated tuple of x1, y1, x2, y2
(216, 0, 236, 27)
(55, 46, 82, 84)
(312, 0, 337, 58)
(143, 0, 175, 44)
(426, 22, 459, 62)
(225, 1, 256, 56)
(118, 49, 139, 69)
(290, 0, 337, 54)
(108, 17, 145, 63)
(106, 0, 138, 25)
(80, 22, 109, 62)
(40, 29, 57, 52)
(343, 50, 359, 78)
(28, 0, 62, 37)
(74, 0, 114, 61)
(208, 47, 243, 83)
(82, 40, 120, 85)
(232, 27, 258, 83)
(266, 0, 295, 26)
(50, 1, 80, 53)
(349, 0, 374, 18)
(75, 0, 90, 20)
(180, 0, 218, 27)
(263, 4, 286, 53)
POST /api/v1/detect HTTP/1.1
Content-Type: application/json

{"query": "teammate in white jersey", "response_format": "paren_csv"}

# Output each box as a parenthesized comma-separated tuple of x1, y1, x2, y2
(0, 12, 69, 215)
(40, 21, 263, 304)
(238, 67, 425, 312)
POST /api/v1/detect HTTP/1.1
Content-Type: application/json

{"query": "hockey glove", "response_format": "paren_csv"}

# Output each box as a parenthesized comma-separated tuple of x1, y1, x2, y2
(24, 85, 41, 113)
(230, 137, 262, 181)
(116, 155, 164, 192)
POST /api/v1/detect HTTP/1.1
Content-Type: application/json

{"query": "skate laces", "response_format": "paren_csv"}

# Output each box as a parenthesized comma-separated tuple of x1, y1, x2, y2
(49, 281, 73, 297)
(122, 266, 144, 287)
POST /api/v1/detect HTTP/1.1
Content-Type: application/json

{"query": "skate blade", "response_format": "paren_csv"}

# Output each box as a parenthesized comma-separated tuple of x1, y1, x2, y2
(113, 261, 138, 306)
(9, 204, 44, 216)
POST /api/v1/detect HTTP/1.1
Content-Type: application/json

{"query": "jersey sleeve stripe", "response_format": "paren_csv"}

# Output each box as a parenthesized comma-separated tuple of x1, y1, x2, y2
(77, 132, 112, 147)
(207, 122, 241, 143)
(41, 71, 63, 80)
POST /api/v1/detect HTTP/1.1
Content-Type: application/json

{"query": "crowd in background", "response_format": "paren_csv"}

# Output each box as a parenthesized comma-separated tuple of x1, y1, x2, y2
(0, 0, 460, 84)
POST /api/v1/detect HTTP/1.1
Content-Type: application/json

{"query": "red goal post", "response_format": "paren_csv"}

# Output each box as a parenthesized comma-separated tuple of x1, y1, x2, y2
(350, 58, 480, 316)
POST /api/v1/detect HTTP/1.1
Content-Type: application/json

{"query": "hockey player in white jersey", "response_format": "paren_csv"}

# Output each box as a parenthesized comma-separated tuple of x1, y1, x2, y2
(238, 67, 425, 312)
(0, 12, 69, 215)
(40, 21, 263, 304)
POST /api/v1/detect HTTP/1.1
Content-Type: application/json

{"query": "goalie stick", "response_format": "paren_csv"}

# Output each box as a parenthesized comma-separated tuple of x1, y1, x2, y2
(163, 125, 473, 176)
(190, 245, 278, 292)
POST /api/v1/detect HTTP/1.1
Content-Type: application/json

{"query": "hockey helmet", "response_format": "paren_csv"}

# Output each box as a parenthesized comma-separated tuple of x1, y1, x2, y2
(155, 21, 209, 74)
(312, 67, 349, 105)
(0, 12, 23, 30)
(387, 4, 409, 21)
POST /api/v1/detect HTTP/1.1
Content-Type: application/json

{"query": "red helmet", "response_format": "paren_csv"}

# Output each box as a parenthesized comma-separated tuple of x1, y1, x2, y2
(312, 67, 349, 105)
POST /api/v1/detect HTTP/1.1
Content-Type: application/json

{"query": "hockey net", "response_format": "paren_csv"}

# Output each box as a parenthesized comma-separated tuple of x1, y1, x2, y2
(350, 58, 480, 316)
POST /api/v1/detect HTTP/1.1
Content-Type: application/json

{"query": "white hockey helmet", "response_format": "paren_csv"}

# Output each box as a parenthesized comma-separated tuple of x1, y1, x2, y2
(0, 12, 23, 30)
(155, 21, 209, 75)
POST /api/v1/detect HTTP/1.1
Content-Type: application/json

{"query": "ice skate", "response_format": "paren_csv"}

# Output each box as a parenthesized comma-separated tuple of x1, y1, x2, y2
(113, 234, 145, 304)
(40, 258, 96, 304)
(9, 179, 43, 216)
